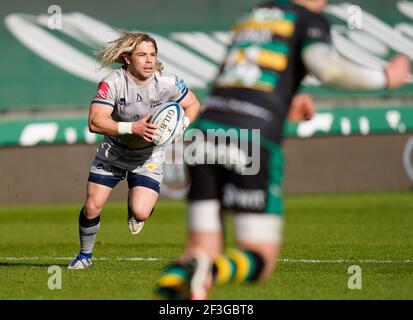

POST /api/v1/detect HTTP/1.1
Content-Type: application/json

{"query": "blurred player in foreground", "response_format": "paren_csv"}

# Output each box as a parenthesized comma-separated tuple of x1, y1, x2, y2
(68, 32, 200, 270)
(154, 0, 410, 299)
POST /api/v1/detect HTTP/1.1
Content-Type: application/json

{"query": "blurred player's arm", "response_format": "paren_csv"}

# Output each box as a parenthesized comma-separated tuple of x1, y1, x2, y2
(88, 103, 156, 142)
(287, 94, 315, 122)
(302, 43, 411, 89)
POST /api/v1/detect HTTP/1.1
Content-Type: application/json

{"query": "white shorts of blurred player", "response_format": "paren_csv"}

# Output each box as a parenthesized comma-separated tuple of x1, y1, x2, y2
(185, 199, 284, 280)
(188, 199, 283, 242)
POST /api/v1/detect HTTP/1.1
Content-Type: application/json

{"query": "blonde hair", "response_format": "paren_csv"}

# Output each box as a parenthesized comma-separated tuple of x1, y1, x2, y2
(95, 31, 164, 72)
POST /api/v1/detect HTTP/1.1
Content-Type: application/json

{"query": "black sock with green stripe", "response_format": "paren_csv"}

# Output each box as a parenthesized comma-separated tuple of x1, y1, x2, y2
(154, 262, 192, 300)
(212, 248, 265, 284)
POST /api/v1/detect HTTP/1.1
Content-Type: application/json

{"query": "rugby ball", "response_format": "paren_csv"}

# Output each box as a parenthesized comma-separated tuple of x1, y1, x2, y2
(149, 102, 184, 147)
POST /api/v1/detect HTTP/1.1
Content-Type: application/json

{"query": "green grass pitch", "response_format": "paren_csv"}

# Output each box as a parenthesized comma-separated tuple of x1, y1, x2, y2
(0, 191, 412, 300)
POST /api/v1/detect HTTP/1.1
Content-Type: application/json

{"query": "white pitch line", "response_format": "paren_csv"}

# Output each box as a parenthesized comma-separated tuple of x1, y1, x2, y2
(116, 257, 161, 261)
(278, 258, 413, 264)
(0, 257, 162, 261)
(0, 257, 412, 264)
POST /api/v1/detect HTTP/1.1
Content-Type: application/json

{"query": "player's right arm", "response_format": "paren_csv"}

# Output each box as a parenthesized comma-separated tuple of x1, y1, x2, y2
(88, 104, 157, 142)
(89, 81, 156, 141)
(88, 102, 118, 135)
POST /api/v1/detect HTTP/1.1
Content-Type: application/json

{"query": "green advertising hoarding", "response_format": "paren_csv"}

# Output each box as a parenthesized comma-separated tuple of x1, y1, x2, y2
(1, 106, 412, 147)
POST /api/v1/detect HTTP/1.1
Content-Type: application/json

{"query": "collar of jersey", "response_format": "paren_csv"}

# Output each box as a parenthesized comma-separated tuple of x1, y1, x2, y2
(124, 68, 155, 88)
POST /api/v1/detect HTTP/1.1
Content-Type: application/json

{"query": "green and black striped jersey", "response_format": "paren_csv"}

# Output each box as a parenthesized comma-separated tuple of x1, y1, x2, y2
(200, 0, 331, 144)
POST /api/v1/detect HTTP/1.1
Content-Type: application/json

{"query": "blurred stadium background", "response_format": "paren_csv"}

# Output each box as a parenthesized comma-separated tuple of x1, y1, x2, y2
(0, 0, 413, 300)
(1, 0, 413, 204)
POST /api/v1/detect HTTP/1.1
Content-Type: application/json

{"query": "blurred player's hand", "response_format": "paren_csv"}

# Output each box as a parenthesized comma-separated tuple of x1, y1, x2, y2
(132, 113, 158, 142)
(287, 94, 315, 122)
(385, 55, 411, 88)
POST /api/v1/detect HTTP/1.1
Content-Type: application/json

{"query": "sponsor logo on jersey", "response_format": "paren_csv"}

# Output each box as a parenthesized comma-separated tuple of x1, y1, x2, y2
(145, 163, 158, 171)
(176, 77, 186, 91)
(118, 98, 126, 106)
(150, 100, 163, 108)
(96, 82, 109, 100)
(307, 27, 323, 39)
(136, 93, 143, 102)
(222, 183, 266, 210)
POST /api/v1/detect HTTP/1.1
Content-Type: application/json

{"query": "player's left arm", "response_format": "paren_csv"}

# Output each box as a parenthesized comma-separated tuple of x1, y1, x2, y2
(298, 11, 410, 90)
(302, 44, 409, 89)
(172, 90, 201, 143)
(179, 90, 201, 124)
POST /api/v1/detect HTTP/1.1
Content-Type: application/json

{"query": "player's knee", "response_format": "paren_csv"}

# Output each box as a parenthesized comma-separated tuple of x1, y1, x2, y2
(130, 204, 153, 221)
(84, 201, 103, 218)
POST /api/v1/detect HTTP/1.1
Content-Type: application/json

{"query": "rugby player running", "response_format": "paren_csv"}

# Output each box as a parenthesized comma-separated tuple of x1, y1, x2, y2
(68, 32, 201, 270)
